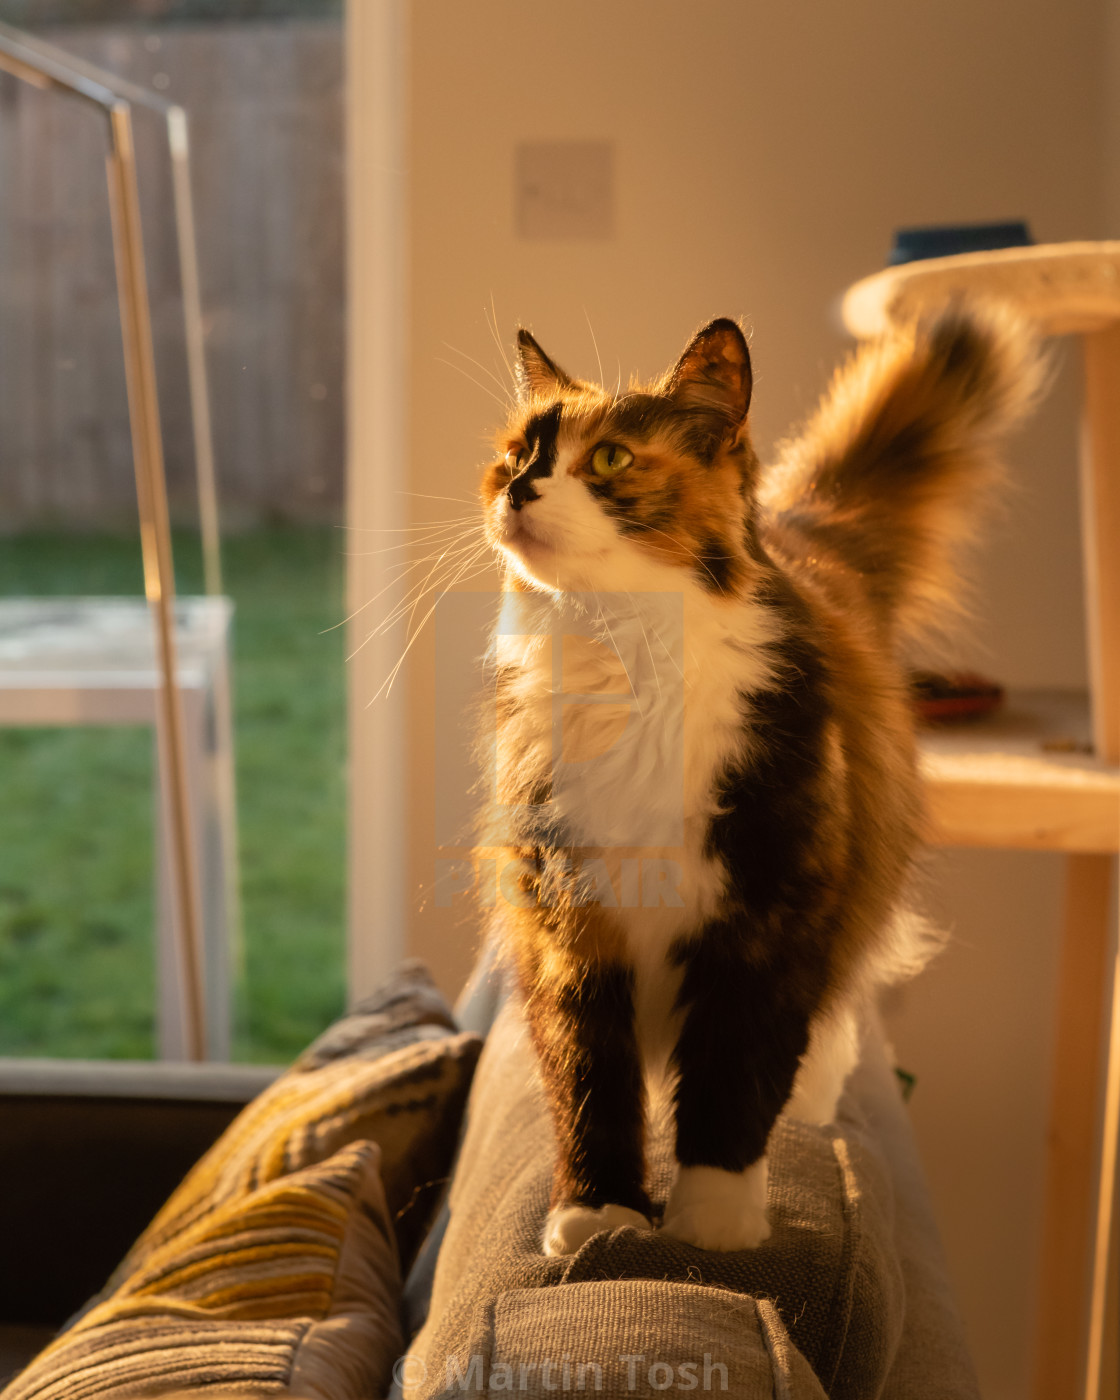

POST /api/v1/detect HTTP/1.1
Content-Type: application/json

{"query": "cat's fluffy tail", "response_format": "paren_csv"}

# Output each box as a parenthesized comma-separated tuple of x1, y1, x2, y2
(764, 301, 1047, 643)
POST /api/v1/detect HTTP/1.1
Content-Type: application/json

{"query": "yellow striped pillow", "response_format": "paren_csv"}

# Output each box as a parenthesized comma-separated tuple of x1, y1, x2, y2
(3, 1140, 401, 1400)
(3, 964, 485, 1400)
(112, 1031, 481, 1280)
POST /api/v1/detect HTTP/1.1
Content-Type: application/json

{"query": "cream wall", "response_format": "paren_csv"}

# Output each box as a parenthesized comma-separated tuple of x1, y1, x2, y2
(349, 2, 1112, 1394)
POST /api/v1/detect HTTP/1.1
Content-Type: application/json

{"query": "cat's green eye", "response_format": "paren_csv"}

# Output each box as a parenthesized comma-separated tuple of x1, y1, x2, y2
(590, 442, 633, 478)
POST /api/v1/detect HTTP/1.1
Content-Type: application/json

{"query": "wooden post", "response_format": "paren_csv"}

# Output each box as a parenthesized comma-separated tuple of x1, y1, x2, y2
(1081, 326, 1120, 765)
(1034, 324, 1120, 1399)
(1079, 326, 1120, 1400)
(1035, 855, 1115, 1399)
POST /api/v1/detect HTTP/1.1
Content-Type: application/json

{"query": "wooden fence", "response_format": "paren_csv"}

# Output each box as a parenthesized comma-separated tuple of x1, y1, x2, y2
(0, 17, 343, 529)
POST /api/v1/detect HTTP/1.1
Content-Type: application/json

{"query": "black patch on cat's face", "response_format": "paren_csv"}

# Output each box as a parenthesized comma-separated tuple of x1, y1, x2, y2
(594, 489, 642, 530)
(508, 403, 563, 511)
(590, 476, 680, 531)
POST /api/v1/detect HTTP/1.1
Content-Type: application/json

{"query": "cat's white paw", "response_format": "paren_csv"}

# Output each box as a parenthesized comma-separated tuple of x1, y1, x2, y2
(659, 1162, 770, 1252)
(542, 1203, 652, 1256)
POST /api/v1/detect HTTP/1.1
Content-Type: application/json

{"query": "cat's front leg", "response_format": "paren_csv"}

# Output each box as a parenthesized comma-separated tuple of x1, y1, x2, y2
(519, 950, 653, 1256)
(661, 928, 815, 1252)
(784, 1001, 861, 1126)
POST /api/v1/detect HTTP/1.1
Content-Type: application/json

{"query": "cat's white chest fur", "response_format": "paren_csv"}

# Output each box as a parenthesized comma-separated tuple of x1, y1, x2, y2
(492, 584, 780, 1066)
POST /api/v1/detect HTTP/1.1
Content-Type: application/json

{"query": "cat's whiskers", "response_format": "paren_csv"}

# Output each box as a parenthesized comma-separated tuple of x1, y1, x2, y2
(340, 514, 478, 537)
(370, 543, 494, 701)
(399, 530, 490, 638)
(436, 357, 511, 412)
(443, 341, 514, 405)
(348, 536, 488, 667)
(486, 294, 517, 387)
(344, 520, 483, 556)
(624, 590, 685, 683)
(399, 490, 480, 507)
(375, 529, 491, 629)
(584, 308, 605, 388)
(625, 589, 666, 702)
(592, 603, 643, 716)
(326, 527, 486, 634)
(370, 535, 489, 640)
(325, 552, 449, 636)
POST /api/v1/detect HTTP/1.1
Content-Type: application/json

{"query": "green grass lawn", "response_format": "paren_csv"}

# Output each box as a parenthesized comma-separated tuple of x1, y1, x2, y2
(0, 528, 347, 1063)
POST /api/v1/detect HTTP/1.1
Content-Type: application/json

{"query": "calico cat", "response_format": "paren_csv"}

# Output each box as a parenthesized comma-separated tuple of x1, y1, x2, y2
(477, 307, 1042, 1255)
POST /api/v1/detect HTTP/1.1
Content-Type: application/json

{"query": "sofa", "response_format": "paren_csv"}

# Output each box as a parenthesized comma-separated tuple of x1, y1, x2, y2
(0, 952, 981, 1398)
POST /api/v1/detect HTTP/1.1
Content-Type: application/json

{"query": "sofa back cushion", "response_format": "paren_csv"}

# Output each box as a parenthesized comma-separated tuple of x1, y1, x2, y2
(405, 998, 907, 1399)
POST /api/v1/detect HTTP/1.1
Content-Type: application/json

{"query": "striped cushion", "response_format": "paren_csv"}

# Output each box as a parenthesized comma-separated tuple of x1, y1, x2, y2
(102, 961, 482, 1288)
(3, 1141, 400, 1399)
(2, 962, 484, 1400)
(110, 1029, 482, 1281)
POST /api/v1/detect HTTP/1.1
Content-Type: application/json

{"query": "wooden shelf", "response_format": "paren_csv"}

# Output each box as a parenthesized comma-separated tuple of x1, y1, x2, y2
(920, 689, 1120, 853)
(843, 241, 1120, 339)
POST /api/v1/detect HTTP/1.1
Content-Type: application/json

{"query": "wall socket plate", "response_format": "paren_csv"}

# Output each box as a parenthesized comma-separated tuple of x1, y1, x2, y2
(514, 140, 614, 240)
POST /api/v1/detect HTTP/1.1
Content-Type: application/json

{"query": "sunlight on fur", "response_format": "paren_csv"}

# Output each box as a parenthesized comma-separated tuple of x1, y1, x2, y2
(455, 306, 1046, 1255)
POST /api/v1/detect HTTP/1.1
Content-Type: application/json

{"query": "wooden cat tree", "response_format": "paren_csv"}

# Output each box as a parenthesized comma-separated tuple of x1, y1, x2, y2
(844, 242, 1120, 1400)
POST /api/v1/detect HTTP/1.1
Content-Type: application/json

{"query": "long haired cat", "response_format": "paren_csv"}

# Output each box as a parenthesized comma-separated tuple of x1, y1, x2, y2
(476, 307, 1042, 1254)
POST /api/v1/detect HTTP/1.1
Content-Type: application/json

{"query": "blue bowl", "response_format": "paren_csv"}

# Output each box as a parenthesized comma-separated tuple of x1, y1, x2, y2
(888, 221, 1034, 266)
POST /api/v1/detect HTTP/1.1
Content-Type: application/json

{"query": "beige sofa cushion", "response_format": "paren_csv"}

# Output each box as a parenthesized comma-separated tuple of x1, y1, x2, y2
(404, 1278, 829, 1399)
(404, 995, 970, 1400)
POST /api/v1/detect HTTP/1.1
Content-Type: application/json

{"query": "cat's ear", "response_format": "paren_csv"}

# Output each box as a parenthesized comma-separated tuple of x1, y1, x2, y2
(665, 319, 752, 434)
(516, 329, 574, 398)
